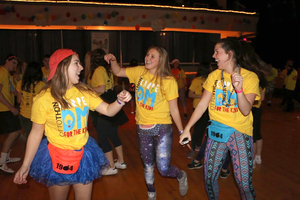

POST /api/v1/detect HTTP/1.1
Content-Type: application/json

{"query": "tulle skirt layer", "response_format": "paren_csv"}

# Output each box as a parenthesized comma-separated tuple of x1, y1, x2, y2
(29, 137, 109, 187)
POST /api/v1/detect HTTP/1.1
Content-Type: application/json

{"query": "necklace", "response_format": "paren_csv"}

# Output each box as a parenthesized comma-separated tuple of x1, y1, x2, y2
(221, 65, 241, 107)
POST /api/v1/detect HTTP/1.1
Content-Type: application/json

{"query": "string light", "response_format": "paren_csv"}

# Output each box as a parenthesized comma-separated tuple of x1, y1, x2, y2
(4, 0, 257, 15)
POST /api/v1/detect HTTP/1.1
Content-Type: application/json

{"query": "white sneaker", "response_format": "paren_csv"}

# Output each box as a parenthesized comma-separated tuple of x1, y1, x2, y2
(148, 192, 156, 200)
(255, 156, 262, 164)
(114, 160, 127, 169)
(0, 163, 14, 173)
(102, 166, 118, 176)
(6, 157, 21, 163)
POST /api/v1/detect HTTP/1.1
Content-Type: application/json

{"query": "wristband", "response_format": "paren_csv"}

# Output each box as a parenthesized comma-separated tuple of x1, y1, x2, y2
(179, 130, 183, 135)
(116, 99, 125, 105)
(235, 88, 243, 93)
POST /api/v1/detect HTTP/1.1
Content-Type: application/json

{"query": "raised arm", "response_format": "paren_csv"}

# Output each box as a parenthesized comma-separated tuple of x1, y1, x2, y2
(104, 54, 127, 77)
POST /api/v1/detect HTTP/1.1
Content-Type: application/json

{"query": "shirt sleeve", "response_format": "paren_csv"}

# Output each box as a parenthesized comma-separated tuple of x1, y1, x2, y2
(163, 77, 178, 101)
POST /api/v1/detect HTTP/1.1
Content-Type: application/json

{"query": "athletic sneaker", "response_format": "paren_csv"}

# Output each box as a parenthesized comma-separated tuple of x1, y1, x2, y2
(114, 160, 127, 169)
(148, 192, 156, 200)
(0, 163, 14, 173)
(187, 160, 203, 169)
(254, 155, 262, 164)
(102, 166, 118, 176)
(178, 170, 188, 196)
(6, 157, 21, 163)
(220, 169, 230, 179)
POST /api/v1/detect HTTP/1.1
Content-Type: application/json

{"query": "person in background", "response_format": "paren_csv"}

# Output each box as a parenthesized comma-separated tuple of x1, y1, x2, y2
(171, 59, 188, 119)
(87, 48, 128, 176)
(16, 62, 45, 140)
(83, 51, 92, 84)
(265, 63, 278, 106)
(41, 54, 50, 82)
(180, 38, 270, 199)
(13, 61, 27, 86)
(105, 46, 188, 200)
(252, 87, 266, 168)
(186, 62, 211, 159)
(284, 61, 298, 112)
(13, 49, 131, 200)
(128, 59, 138, 114)
(0, 55, 22, 173)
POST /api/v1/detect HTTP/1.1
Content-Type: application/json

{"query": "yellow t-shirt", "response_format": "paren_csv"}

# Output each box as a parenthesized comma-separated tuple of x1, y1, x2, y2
(16, 80, 46, 119)
(90, 66, 114, 94)
(171, 68, 186, 88)
(126, 66, 178, 125)
(253, 87, 266, 108)
(266, 67, 278, 82)
(31, 87, 103, 150)
(285, 69, 298, 90)
(189, 76, 206, 108)
(280, 69, 287, 85)
(41, 66, 50, 82)
(203, 69, 260, 136)
(0, 67, 15, 112)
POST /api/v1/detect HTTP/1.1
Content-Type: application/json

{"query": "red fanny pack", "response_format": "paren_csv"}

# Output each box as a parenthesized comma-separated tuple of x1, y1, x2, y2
(48, 142, 84, 174)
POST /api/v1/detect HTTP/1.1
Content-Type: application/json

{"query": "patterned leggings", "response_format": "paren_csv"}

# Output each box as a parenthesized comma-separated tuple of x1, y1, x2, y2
(137, 124, 182, 192)
(204, 131, 255, 200)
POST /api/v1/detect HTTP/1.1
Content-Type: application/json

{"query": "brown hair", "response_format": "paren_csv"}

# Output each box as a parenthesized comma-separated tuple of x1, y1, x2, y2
(43, 55, 96, 109)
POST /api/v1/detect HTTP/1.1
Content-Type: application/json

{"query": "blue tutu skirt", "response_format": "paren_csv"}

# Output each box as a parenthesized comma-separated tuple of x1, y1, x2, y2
(29, 137, 109, 187)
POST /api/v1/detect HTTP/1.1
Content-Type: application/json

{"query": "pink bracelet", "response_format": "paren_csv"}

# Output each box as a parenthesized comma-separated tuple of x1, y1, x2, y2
(235, 88, 243, 93)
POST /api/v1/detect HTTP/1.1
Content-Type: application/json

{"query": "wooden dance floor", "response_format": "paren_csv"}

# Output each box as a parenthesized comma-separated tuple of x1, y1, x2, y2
(0, 96, 299, 200)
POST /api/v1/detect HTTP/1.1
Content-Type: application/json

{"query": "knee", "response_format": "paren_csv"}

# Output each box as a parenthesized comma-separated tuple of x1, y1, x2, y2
(157, 165, 169, 177)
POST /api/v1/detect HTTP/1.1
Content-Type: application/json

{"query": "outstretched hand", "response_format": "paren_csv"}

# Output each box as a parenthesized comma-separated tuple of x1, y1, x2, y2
(104, 54, 116, 64)
(13, 165, 30, 185)
(117, 90, 132, 103)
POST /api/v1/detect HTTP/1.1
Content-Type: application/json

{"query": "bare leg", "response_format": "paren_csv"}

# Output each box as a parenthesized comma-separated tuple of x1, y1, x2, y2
(48, 185, 70, 200)
(1, 130, 21, 153)
(255, 139, 263, 157)
(73, 182, 93, 200)
(105, 151, 115, 168)
(115, 145, 124, 163)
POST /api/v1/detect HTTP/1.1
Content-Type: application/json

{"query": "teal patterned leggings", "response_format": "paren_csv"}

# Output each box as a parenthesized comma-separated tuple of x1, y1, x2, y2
(204, 131, 255, 200)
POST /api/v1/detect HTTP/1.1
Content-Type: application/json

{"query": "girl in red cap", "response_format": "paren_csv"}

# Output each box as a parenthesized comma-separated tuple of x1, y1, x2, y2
(13, 49, 132, 200)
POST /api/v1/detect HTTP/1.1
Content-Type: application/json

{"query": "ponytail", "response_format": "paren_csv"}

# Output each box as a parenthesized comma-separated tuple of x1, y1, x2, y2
(217, 38, 271, 88)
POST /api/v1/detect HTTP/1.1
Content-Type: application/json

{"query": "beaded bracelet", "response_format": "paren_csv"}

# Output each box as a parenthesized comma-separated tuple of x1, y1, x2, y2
(179, 130, 184, 135)
(235, 88, 243, 93)
(116, 99, 125, 105)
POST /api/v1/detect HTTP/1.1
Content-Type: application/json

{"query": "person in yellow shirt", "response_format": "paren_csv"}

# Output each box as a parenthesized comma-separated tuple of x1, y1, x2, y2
(16, 62, 45, 139)
(87, 48, 128, 176)
(0, 54, 22, 174)
(187, 62, 211, 158)
(284, 62, 298, 111)
(105, 46, 188, 200)
(265, 63, 278, 106)
(180, 38, 270, 200)
(13, 49, 132, 200)
(171, 59, 188, 119)
(41, 54, 50, 82)
(252, 86, 266, 168)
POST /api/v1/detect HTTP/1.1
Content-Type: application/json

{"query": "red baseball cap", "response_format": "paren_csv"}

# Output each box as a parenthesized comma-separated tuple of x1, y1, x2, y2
(47, 49, 77, 81)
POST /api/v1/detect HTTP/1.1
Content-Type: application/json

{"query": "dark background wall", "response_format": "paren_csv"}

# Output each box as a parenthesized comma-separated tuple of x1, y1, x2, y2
(0, 29, 220, 66)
